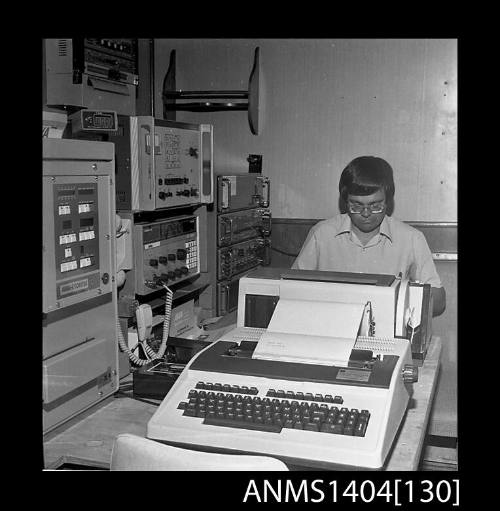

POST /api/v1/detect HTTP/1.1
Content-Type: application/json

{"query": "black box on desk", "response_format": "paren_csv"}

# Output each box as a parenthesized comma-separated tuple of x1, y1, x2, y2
(133, 337, 211, 400)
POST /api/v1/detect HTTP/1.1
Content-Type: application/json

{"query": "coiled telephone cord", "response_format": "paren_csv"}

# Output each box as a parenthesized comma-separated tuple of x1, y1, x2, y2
(117, 284, 173, 366)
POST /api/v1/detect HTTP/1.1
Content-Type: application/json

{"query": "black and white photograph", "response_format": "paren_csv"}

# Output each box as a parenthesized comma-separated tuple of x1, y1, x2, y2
(42, 38, 457, 485)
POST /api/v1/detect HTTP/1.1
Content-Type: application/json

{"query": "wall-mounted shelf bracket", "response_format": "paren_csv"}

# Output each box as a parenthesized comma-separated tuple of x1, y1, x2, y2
(162, 47, 261, 135)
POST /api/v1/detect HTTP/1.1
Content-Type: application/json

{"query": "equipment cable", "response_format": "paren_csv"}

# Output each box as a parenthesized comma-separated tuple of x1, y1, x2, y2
(117, 284, 173, 366)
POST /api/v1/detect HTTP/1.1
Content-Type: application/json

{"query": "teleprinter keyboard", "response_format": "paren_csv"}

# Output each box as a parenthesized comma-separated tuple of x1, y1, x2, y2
(147, 333, 413, 469)
(178, 381, 371, 436)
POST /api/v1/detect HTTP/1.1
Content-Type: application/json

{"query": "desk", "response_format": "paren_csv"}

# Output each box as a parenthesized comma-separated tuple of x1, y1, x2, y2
(44, 335, 442, 471)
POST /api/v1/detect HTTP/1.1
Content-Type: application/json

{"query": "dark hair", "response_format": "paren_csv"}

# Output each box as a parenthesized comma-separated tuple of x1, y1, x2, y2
(338, 156, 395, 215)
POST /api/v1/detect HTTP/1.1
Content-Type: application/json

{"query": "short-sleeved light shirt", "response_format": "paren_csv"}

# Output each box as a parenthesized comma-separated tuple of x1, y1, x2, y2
(291, 214, 442, 288)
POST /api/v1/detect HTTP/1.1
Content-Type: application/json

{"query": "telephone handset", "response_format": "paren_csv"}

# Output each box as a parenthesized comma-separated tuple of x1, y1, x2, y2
(117, 284, 173, 366)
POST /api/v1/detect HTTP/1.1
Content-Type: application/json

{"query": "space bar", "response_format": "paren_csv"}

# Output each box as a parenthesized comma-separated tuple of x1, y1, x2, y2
(203, 417, 282, 433)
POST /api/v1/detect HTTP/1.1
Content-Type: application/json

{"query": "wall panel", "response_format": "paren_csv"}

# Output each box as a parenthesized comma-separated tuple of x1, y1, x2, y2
(154, 38, 457, 222)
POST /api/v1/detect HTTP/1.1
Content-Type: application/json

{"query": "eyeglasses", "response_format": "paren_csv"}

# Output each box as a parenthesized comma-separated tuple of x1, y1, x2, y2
(347, 201, 386, 214)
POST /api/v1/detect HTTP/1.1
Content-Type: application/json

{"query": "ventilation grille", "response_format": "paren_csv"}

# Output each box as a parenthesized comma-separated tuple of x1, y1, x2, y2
(58, 39, 69, 57)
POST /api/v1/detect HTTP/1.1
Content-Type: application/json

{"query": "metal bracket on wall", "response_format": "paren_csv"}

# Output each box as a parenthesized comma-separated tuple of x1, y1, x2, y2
(162, 47, 261, 135)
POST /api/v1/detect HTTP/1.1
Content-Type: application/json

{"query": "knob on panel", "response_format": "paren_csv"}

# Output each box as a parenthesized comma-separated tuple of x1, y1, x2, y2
(402, 364, 418, 383)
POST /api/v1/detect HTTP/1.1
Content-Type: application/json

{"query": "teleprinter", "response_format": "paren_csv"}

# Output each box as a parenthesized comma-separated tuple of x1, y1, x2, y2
(147, 268, 431, 469)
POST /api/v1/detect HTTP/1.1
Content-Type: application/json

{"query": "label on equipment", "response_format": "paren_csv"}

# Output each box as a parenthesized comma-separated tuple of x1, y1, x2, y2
(336, 368, 371, 382)
(59, 278, 89, 296)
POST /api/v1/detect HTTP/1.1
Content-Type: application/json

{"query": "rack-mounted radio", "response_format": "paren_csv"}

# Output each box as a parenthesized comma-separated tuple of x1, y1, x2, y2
(112, 116, 213, 212)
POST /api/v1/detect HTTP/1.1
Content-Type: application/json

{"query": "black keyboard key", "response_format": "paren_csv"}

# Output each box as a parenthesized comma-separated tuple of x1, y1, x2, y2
(354, 421, 368, 437)
(204, 416, 282, 433)
(286, 391, 295, 399)
(223, 384, 231, 392)
(177, 402, 187, 409)
(305, 393, 314, 401)
(195, 382, 205, 389)
(295, 392, 304, 400)
(332, 424, 344, 434)
(343, 427, 354, 436)
(205, 383, 214, 390)
(321, 422, 336, 433)
(250, 387, 259, 395)
(267, 389, 276, 397)
(231, 385, 240, 393)
(183, 408, 197, 417)
(314, 393, 323, 402)
(276, 390, 286, 398)
(333, 396, 343, 404)
(188, 390, 198, 398)
(324, 394, 333, 402)
(214, 383, 222, 391)
(241, 386, 249, 394)
(293, 421, 304, 430)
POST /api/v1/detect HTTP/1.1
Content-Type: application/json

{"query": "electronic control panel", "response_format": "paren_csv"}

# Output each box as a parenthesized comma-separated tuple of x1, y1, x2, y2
(42, 138, 118, 434)
(217, 174, 269, 213)
(44, 38, 138, 115)
(77, 38, 138, 86)
(51, 182, 102, 301)
(42, 142, 116, 312)
(218, 237, 270, 280)
(218, 208, 271, 247)
(133, 215, 200, 295)
(113, 116, 213, 211)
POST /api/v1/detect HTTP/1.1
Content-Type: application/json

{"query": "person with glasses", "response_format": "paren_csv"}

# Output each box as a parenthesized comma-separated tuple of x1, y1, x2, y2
(292, 156, 446, 316)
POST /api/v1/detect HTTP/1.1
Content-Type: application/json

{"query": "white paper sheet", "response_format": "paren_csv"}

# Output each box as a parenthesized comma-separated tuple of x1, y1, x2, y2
(252, 298, 366, 366)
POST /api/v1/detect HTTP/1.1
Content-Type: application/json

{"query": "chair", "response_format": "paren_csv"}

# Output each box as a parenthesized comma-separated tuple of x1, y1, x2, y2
(110, 433, 289, 471)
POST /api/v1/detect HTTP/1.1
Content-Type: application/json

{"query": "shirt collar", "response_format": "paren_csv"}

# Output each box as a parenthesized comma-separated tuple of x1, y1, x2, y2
(335, 214, 393, 242)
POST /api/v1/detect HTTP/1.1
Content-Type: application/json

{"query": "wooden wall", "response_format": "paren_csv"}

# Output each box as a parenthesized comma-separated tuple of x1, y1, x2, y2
(153, 38, 457, 222)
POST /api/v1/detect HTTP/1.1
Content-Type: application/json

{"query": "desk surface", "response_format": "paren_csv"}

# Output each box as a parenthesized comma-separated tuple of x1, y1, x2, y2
(44, 334, 441, 471)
